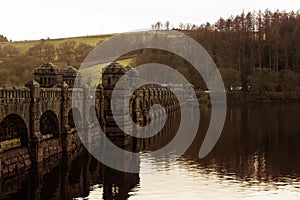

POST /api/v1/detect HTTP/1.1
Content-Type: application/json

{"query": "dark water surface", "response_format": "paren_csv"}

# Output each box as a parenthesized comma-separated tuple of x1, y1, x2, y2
(1, 103, 300, 199)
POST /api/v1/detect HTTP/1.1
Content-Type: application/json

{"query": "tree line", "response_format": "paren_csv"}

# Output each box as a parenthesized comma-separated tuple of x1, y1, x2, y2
(0, 35, 8, 42)
(146, 10, 300, 99)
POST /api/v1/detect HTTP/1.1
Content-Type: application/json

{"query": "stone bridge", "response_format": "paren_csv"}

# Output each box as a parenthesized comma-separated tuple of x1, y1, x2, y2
(0, 62, 190, 176)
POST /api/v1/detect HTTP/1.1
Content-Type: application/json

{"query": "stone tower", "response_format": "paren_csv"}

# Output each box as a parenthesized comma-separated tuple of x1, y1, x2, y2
(33, 63, 62, 88)
(34, 63, 81, 88)
(102, 62, 127, 89)
(61, 66, 82, 88)
(102, 62, 129, 137)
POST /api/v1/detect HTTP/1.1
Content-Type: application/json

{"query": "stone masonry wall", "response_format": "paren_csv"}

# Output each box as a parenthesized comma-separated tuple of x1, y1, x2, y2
(0, 147, 31, 177)
(40, 138, 62, 160)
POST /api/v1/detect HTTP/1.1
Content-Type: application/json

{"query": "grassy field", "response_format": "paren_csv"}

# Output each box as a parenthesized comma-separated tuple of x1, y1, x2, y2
(0, 34, 114, 54)
(80, 57, 136, 86)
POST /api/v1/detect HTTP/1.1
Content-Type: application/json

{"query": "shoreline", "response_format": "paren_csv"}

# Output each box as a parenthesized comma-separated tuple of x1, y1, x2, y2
(198, 91, 300, 105)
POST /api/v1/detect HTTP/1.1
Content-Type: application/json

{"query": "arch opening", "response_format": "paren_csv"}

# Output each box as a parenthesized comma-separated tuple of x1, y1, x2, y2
(40, 110, 60, 139)
(68, 108, 82, 130)
(0, 114, 28, 150)
(89, 106, 99, 125)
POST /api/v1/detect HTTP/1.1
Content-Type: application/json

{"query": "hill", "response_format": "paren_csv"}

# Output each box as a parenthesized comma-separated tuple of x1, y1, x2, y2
(0, 33, 137, 85)
(0, 34, 114, 54)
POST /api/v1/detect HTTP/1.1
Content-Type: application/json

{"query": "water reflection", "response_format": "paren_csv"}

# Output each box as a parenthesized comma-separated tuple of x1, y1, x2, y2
(1, 149, 140, 200)
(195, 103, 300, 182)
(1, 103, 300, 199)
(132, 103, 300, 199)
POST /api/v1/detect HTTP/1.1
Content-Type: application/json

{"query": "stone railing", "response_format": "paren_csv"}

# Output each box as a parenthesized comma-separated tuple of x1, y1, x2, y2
(0, 88, 31, 103)
(68, 88, 85, 100)
(40, 88, 62, 101)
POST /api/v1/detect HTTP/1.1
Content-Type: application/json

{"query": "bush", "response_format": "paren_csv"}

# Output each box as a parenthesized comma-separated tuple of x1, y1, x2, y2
(248, 68, 277, 93)
(278, 70, 299, 92)
(219, 68, 241, 89)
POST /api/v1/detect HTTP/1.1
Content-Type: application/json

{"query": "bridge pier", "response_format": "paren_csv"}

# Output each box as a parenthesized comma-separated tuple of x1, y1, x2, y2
(59, 82, 73, 153)
(102, 63, 130, 138)
(133, 90, 144, 126)
(26, 80, 44, 163)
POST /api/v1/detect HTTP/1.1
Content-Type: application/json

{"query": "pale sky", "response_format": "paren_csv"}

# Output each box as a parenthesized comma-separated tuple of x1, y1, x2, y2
(0, 0, 299, 41)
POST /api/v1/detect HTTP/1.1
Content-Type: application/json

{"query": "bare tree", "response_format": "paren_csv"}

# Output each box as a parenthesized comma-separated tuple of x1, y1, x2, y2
(165, 21, 170, 30)
(74, 42, 94, 66)
(57, 40, 77, 65)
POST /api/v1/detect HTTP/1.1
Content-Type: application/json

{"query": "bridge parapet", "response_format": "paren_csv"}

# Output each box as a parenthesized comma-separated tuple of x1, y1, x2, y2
(0, 88, 31, 103)
(68, 88, 85, 100)
(89, 88, 102, 99)
(40, 88, 62, 101)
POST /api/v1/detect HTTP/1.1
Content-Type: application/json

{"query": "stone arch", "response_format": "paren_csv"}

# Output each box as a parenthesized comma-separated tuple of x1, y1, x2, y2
(158, 108, 163, 119)
(145, 100, 149, 109)
(40, 110, 60, 137)
(154, 112, 159, 121)
(129, 97, 135, 121)
(89, 105, 99, 124)
(0, 114, 29, 149)
(139, 99, 143, 110)
(150, 99, 154, 106)
(68, 108, 82, 129)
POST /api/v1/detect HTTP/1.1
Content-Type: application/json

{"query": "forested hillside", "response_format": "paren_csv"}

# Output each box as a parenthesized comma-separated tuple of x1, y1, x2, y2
(142, 10, 300, 100)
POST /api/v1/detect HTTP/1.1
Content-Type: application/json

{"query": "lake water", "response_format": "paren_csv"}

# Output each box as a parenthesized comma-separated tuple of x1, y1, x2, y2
(1, 103, 300, 199)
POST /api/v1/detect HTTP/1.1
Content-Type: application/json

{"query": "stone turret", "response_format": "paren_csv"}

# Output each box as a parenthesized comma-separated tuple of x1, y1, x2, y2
(33, 63, 62, 88)
(125, 65, 140, 87)
(102, 62, 127, 89)
(33, 63, 82, 88)
(61, 66, 82, 88)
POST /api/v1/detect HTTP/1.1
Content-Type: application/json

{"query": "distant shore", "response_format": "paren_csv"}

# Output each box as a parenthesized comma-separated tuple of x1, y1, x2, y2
(198, 91, 300, 104)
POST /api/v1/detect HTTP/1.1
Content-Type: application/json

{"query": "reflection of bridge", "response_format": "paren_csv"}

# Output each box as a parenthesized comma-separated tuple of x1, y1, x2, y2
(0, 149, 140, 200)
(0, 110, 181, 199)
(0, 62, 189, 176)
